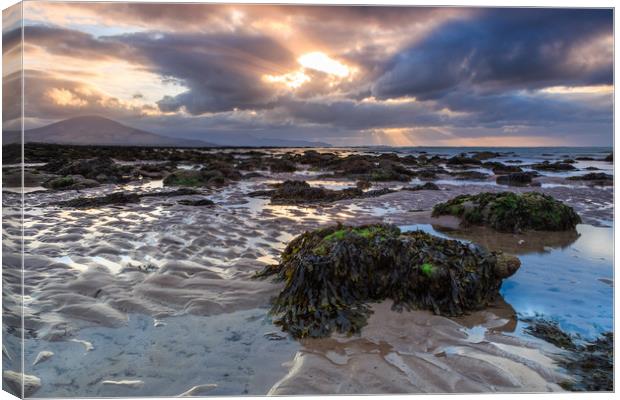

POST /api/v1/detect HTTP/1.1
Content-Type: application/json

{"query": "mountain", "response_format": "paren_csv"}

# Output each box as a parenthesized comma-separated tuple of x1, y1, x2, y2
(3, 116, 332, 148)
(3, 116, 213, 147)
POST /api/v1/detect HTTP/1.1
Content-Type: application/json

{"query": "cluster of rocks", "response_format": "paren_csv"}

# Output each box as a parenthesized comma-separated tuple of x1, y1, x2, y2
(248, 180, 396, 205)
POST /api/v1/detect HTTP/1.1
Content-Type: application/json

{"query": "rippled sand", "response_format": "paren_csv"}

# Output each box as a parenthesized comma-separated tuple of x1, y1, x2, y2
(2, 164, 614, 396)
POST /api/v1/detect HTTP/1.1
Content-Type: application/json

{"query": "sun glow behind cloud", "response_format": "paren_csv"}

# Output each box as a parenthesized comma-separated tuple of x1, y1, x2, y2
(297, 52, 350, 77)
(263, 51, 353, 90)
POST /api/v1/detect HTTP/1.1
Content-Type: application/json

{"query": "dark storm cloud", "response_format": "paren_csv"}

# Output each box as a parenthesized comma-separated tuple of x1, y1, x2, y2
(372, 8, 613, 99)
(15, 5, 615, 145)
(20, 25, 298, 113)
(115, 31, 297, 114)
(22, 25, 131, 60)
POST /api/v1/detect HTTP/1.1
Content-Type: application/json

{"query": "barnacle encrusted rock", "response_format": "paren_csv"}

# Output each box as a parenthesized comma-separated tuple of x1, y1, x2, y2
(255, 224, 520, 338)
(432, 192, 581, 233)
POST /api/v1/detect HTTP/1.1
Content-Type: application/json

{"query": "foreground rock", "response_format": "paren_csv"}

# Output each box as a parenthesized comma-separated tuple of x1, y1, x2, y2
(248, 180, 394, 205)
(255, 224, 520, 338)
(523, 317, 612, 391)
(432, 192, 581, 233)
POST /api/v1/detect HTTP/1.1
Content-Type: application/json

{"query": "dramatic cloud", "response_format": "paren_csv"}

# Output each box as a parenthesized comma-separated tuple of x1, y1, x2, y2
(372, 9, 613, 99)
(3, 4, 613, 145)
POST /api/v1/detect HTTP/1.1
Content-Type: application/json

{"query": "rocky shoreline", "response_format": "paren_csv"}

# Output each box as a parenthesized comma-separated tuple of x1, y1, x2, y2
(2, 144, 614, 395)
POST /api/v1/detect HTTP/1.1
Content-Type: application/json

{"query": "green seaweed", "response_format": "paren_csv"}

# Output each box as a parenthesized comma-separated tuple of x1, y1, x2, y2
(420, 262, 435, 277)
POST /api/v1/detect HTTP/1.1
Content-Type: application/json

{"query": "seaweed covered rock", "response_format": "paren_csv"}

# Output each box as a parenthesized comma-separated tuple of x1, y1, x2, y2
(255, 224, 520, 338)
(402, 182, 440, 191)
(531, 161, 577, 171)
(567, 173, 613, 186)
(327, 157, 415, 182)
(523, 317, 613, 391)
(432, 192, 581, 233)
(53, 192, 140, 208)
(177, 199, 215, 206)
(248, 180, 394, 205)
(163, 164, 240, 187)
(42, 175, 100, 190)
(496, 172, 534, 186)
(42, 157, 132, 183)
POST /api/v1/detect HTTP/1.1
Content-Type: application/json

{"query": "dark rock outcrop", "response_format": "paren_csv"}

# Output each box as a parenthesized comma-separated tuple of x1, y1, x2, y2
(432, 192, 581, 232)
(255, 224, 520, 338)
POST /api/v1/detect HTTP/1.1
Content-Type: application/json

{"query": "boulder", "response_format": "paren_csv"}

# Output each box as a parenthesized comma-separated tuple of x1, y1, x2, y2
(432, 192, 581, 232)
(531, 161, 577, 171)
(255, 224, 520, 338)
(53, 192, 140, 208)
(248, 180, 395, 205)
(496, 172, 534, 186)
(43, 175, 100, 190)
(567, 172, 613, 186)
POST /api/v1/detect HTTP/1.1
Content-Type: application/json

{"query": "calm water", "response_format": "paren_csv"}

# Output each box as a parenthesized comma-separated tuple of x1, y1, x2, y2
(401, 224, 613, 340)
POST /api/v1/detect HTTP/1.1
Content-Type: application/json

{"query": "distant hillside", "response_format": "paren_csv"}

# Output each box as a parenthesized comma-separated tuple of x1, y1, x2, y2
(3, 116, 213, 147)
(199, 132, 332, 147)
(3, 116, 332, 148)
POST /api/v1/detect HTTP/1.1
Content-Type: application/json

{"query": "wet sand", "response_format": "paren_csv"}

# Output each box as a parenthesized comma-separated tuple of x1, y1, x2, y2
(1, 148, 614, 396)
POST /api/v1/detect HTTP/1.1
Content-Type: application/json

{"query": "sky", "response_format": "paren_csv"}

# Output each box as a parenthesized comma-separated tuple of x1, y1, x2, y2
(2, 3, 614, 146)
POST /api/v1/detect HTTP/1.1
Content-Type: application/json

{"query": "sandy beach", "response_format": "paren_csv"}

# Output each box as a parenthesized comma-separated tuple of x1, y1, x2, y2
(1, 145, 613, 396)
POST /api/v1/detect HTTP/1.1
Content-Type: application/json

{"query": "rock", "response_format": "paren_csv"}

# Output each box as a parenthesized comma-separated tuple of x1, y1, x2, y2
(43, 175, 100, 190)
(522, 318, 612, 391)
(140, 188, 201, 198)
(53, 192, 140, 208)
(402, 182, 440, 191)
(604, 153, 613, 162)
(248, 180, 394, 205)
(177, 384, 218, 396)
(485, 162, 523, 174)
(164, 162, 241, 187)
(496, 172, 534, 186)
(254, 224, 520, 338)
(567, 173, 613, 186)
(531, 161, 577, 171)
(432, 192, 581, 233)
(356, 180, 372, 190)
(327, 157, 415, 182)
(471, 151, 500, 161)
(268, 158, 297, 173)
(33, 350, 54, 366)
(2, 370, 42, 397)
(177, 199, 215, 206)
(453, 171, 489, 180)
(43, 157, 131, 183)
(446, 155, 482, 165)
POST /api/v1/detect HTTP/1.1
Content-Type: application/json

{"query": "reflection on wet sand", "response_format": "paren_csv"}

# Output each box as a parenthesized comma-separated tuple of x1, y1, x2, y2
(1, 145, 614, 396)
(270, 302, 564, 395)
(431, 224, 581, 255)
